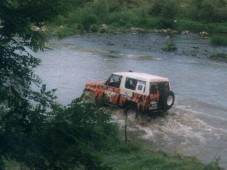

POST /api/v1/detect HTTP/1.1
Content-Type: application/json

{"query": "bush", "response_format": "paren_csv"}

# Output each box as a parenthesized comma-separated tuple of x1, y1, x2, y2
(90, 24, 99, 32)
(105, 11, 136, 27)
(82, 15, 99, 31)
(189, 0, 227, 23)
(162, 40, 177, 51)
(211, 34, 227, 46)
(156, 18, 176, 29)
(199, 0, 216, 23)
(176, 19, 205, 32)
(91, 0, 109, 18)
(215, 8, 227, 23)
(56, 26, 76, 38)
(1, 99, 120, 169)
(210, 52, 227, 60)
(214, 25, 227, 34)
(150, 0, 178, 28)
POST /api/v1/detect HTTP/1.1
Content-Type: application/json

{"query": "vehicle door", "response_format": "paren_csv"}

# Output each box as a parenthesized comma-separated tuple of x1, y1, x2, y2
(121, 77, 138, 99)
(104, 74, 122, 104)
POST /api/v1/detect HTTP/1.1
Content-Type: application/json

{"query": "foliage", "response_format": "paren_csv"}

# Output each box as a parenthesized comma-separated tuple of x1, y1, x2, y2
(99, 144, 222, 170)
(47, 0, 227, 38)
(0, 2, 63, 168)
(211, 34, 227, 46)
(27, 100, 117, 169)
(82, 15, 99, 31)
(176, 19, 205, 32)
(150, 0, 178, 28)
(2, 100, 119, 169)
(188, 0, 227, 23)
(162, 40, 177, 51)
(210, 52, 227, 60)
(0, 0, 113, 169)
(56, 26, 77, 39)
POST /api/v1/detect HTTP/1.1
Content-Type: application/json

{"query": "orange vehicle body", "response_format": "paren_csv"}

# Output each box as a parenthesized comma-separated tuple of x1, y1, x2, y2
(84, 72, 174, 113)
(85, 83, 160, 112)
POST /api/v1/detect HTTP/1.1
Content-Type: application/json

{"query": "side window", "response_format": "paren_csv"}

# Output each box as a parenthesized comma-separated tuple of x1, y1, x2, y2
(158, 82, 169, 92)
(125, 78, 137, 90)
(106, 74, 122, 88)
(150, 83, 158, 94)
(136, 80, 146, 93)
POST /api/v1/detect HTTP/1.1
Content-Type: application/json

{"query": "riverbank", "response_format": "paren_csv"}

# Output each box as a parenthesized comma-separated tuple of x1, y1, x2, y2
(4, 138, 222, 170)
(45, 27, 227, 61)
(45, 0, 227, 46)
(99, 141, 222, 170)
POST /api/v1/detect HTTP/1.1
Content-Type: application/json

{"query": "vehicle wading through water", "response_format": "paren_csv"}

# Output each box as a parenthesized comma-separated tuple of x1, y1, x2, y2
(83, 72, 175, 122)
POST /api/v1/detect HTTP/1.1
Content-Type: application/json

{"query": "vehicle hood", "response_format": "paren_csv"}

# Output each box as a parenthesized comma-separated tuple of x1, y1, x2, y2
(85, 81, 105, 87)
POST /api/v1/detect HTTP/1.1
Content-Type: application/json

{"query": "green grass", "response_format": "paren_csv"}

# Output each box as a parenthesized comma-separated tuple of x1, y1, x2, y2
(3, 142, 223, 170)
(176, 19, 205, 33)
(99, 143, 222, 170)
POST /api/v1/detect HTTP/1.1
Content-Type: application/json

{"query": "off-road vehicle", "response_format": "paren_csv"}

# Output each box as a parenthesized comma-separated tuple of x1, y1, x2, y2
(83, 72, 175, 120)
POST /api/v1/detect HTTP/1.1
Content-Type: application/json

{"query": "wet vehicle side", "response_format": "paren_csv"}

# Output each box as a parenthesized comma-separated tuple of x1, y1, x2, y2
(84, 72, 175, 115)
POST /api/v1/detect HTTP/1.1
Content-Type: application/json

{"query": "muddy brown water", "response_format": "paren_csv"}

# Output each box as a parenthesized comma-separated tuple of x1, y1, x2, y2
(35, 33, 227, 168)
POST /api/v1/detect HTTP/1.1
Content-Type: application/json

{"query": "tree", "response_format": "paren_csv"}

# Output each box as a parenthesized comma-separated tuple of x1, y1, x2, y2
(0, 0, 77, 168)
(0, 1, 118, 169)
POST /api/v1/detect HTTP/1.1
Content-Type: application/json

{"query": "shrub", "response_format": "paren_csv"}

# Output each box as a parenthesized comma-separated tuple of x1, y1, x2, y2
(213, 24, 227, 34)
(199, 1, 216, 23)
(105, 11, 135, 27)
(212, 7, 227, 23)
(82, 15, 99, 31)
(56, 26, 76, 38)
(176, 19, 204, 32)
(91, 0, 109, 18)
(189, 0, 227, 23)
(210, 52, 227, 60)
(150, 0, 178, 28)
(211, 34, 227, 46)
(90, 24, 99, 32)
(6, 100, 119, 169)
(156, 18, 176, 29)
(162, 40, 177, 51)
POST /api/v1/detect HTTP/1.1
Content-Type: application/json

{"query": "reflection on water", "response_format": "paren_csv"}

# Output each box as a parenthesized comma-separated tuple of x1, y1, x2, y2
(35, 33, 227, 168)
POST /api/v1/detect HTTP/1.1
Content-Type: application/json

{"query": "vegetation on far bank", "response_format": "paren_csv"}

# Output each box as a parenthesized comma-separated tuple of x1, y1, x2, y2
(46, 0, 227, 46)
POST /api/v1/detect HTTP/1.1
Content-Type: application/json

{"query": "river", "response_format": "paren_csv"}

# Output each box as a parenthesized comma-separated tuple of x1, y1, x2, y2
(35, 33, 227, 168)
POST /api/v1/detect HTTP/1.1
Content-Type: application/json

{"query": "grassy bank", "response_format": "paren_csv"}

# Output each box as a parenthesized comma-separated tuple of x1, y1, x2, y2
(46, 0, 227, 46)
(5, 141, 222, 170)
(97, 143, 221, 170)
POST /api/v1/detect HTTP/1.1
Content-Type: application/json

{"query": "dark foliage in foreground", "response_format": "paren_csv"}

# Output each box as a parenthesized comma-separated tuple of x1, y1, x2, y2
(3, 99, 118, 169)
(1, 0, 115, 169)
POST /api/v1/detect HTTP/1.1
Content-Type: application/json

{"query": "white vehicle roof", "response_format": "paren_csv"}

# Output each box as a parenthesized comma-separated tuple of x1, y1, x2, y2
(113, 72, 169, 82)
